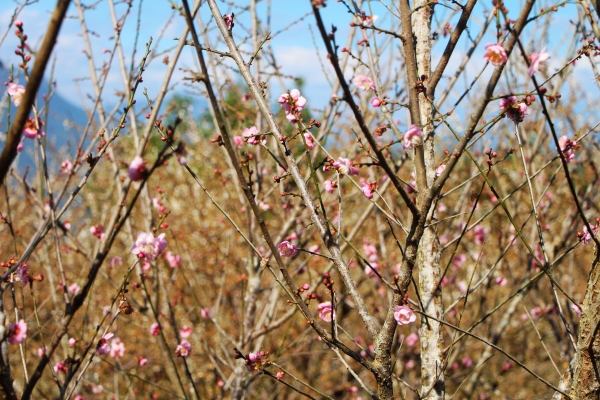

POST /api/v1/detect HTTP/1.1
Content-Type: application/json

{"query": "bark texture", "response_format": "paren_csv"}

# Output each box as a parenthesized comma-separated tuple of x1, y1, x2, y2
(569, 246, 600, 399)
(413, 1, 445, 398)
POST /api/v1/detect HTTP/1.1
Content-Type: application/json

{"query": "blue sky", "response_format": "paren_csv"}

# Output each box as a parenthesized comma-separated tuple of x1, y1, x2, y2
(0, 1, 588, 116)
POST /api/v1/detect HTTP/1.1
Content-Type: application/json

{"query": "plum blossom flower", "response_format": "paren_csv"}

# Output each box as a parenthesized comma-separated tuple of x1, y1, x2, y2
(175, 339, 192, 357)
(54, 361, 68, 374)
(16, 141, 24, 152)
(6, 83, 25, 107)
(245, 351, 268, 371)
(495, 277, 507, 286)
(37, 346, 47, 357)
(436, 164, 446, 177)
(500, 96, 528, 123)
(304, 132, 315, 150)
(7, 319, 27, 344)
(110, 338, 125, 358)
(278, 89, 307, 123)
(571, 303, 582, 317)
(180, 325, 192, 339)
(90, 225, 105, 240)
(233, 136, 243, 147)
(138, 357, 148, 366)
(462, 357, 473, 368)
(403, 125, 423, 149)
(528, 48, 551, 77)
(242, 126, 264, 145)
(394, 306, 416, 325)
(405, 332, 419, 347)
(201, 308, 212, 319)
(558, 135, 575, 163)
(371, 97, 382, 107)
(317, 302, 335, 322)
(60, 160, 73, 174)
(223, 14, 234, 30)
(324, 179, 335, 194)
(333, 157, 359, 176)
(580, 224, 598, 245)
(353, 75, 375, 91)
(483, 43, 508, 66)
(15, 263, 30, 287)
(22, 117, 44, 139)
(361, 180, 376, 199)
(68, 283, 81, 295)
(165, 251, 181, 268)
(276, 371, 284, 379)
(97, 333, 114, 356)
(69, 337, 78, 347)
(474, 226, 489, 245)
(128, 156, 147, 181)
(278, 241, 298, 257)
(150, 323, 161, 336)
(110, 256, 122, 269)
(131, 232, 168, 262)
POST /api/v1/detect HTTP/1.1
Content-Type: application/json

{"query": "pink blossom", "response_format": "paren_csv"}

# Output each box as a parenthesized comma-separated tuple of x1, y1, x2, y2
(233, 136, 243, 147)
(353, 75, 375, 91)
(60, 159, 73, 174)
(474, 225, 489, 245)
(499, 96, 528, 123)
(68, 337, 78, 347)
(110, 256, 122, 269)
(581, 224, 598, 245)
(462, 357, 473, 368)
(324, 179, 335, 194)
(16, 141, 24, 152)
(138, 356, 148, 366)
(152, 197, 167, 213)
(131, 232, 168, 262)
(483, 43, 508, 66)
(6, 83, 25, 107)
(394, 306, 416, 325)
(278, 241, 298, 257)
(54, 361, 68, 374)
(98, 333, 114, 356)
(165, 251, 181, 268)
(22, 118, 44, 139)
(457, 281, 468, 293)
(37, 346, 47, 357)
(558, 135, 575, 163)
(502, 361, 513, 372)
(223, 14, 233, 30)
(403, 125, 423, 149)
(276, 371, 284, 379)
(89, 225, 105, 240)
(333, 157, 359, 176)
(361, 181, 374, 199)
(128, 156, 147, 181)
(242, 126, 263, 145)
(304, 132, 315, 150)
(179, 325, 192, 339)
(201, 308, 212, 319)
(175, 339, 192, 357)
(308, 245, 320, 254)
(7, 319, 27, 344)
(278, 89, 307, 123)
(495, 277, 507, 286)
(405, 359, 416, 370)
(68, 283, 81, 295)
(371, 97, 382, 107)
(405, 333, 419, 347)
(528, 48, 551, 77)
(23, 127, 38, 139)
(110, 338, 125, 358)
(530, 306, 544, 319)
(150, 323, 161, 336)
(571, 303, 581, 317)
(16, 263, 29, 287)
(317, 301, 335, 322)
(453, 254, 467, 268)
(436, 164, 446, 177)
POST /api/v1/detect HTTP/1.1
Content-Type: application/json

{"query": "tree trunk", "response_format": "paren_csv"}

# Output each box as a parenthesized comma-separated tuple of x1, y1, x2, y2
(412, 1, 445, 399)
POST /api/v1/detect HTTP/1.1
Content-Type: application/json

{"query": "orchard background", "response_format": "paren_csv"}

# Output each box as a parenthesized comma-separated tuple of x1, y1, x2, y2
(1, 0, 600, 399)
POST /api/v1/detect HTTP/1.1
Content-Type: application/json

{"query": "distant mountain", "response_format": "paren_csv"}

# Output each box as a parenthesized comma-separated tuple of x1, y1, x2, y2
(0, 61, 89, 171)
